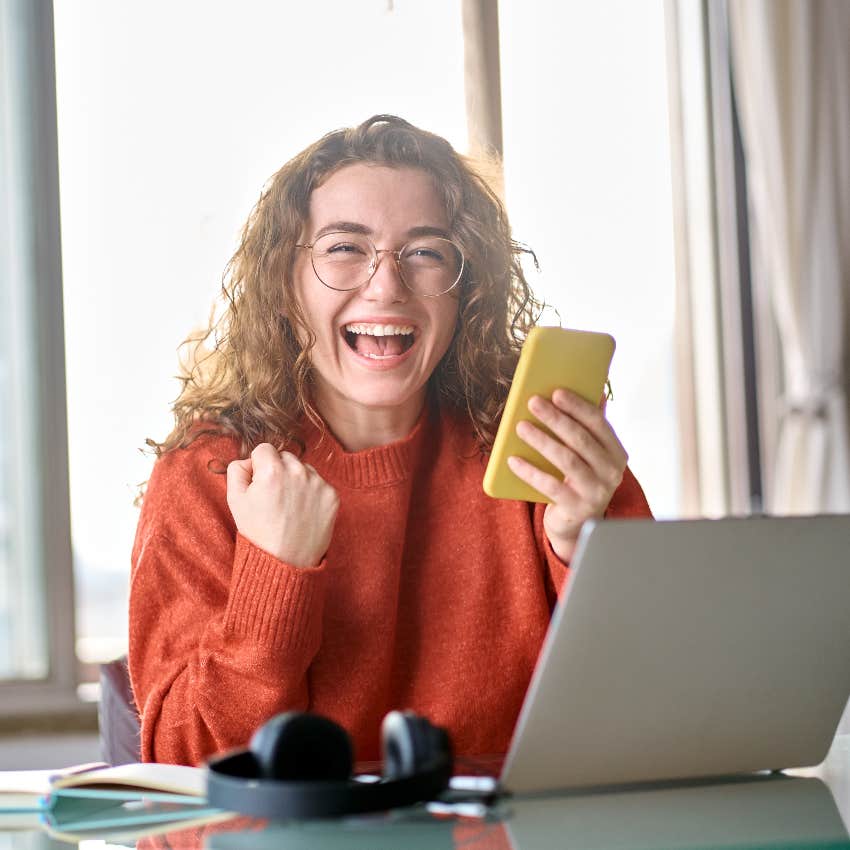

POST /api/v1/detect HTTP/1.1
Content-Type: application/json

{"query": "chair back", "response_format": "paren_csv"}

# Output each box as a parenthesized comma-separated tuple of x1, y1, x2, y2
(98, 655, 142, 764)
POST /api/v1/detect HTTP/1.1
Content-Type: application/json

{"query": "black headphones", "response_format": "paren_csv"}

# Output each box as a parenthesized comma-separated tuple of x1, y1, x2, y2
(206, 710, 453, 819)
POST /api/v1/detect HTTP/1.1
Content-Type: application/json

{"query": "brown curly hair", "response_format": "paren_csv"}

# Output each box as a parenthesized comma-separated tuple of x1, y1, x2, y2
(149, 114, 544, 459)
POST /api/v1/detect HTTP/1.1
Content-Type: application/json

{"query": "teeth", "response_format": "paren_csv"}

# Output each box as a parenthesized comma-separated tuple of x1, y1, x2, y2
(344, 323, 415, 336)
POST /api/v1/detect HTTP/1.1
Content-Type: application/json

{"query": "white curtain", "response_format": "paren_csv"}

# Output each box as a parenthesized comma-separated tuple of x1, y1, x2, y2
(728, 0, 850, 514)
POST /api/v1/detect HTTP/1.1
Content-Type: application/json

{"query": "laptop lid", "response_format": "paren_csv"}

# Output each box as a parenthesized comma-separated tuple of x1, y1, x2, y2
(501, 515, 850, 794)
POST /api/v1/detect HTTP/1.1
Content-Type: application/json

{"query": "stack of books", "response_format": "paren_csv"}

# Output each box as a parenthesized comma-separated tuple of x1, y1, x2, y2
(0, 761, 232, 842)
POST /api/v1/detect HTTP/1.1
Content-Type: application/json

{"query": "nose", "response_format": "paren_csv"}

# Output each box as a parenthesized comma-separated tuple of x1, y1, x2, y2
(361, 250, 408, 303)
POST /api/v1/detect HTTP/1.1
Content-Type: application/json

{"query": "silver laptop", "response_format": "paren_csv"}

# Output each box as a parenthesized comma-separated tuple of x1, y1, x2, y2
(500, 515, 850, 794)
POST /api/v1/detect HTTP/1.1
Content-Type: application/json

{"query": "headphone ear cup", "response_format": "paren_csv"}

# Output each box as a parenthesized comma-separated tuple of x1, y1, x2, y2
(381, 711, 450, 780)
(250, 712, 353, 782)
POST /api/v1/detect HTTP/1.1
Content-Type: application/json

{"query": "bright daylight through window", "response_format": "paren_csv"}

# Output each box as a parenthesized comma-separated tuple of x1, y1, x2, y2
(17, 0, 678, 689)
(51, 0, 468, 685)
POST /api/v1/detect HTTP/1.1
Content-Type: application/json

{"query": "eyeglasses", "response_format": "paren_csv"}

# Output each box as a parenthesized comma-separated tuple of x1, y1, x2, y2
(296, 231, 465, 298)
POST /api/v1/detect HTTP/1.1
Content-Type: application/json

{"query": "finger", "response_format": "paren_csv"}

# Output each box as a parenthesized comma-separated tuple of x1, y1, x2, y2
(252, 442, 285, 468)
(245, 443, 292, 487)
(516, 420, 604, 498)
(226, 458, 253, 494)
(507, 454, 574, 504)
(548, 390, 628, 463)
(524, 399, 613, 475)
(278, 450, 310, 479)
(551, 389, 627, 460)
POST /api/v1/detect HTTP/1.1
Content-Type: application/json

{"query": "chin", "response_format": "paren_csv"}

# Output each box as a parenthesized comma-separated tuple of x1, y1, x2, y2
(349, 386, 426, 411)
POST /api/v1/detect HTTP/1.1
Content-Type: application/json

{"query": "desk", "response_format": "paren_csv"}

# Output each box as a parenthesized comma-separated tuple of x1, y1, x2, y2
(4, 737, 850, 849)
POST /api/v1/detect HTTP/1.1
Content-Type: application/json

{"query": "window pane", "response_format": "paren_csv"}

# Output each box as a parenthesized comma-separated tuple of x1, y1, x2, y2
(499, 0, 680, 517)
(0, 205, 48, 682)
(52, 0, 467, 680)
(0, 0, 54, 683)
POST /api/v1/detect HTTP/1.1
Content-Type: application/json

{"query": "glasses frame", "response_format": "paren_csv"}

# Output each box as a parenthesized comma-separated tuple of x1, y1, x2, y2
(295, 231, 465, 298)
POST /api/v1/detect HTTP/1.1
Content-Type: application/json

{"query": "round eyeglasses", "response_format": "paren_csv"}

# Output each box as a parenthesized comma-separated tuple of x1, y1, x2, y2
(296, 231, 465, 298)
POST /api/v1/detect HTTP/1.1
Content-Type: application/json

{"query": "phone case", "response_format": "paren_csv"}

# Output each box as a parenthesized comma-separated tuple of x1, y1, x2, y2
(483, 327, 616, 503)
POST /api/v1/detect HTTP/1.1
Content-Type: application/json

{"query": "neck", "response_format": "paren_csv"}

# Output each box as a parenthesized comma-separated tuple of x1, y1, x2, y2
(313, 388, 428, 452)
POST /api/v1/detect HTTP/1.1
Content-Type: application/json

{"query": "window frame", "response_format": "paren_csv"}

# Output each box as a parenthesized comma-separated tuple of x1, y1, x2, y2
(0, 0, 81, 718)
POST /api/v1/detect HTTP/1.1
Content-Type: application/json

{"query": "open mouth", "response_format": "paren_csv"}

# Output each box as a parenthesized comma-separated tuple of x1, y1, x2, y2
(343, 322, 417, 359)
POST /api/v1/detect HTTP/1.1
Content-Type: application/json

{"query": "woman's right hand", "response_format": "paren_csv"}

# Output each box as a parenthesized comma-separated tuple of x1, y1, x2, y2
(226, 444, 340, 568)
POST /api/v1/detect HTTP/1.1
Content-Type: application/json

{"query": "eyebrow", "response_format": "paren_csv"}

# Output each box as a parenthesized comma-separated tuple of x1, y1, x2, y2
(311, 221, 452, 241)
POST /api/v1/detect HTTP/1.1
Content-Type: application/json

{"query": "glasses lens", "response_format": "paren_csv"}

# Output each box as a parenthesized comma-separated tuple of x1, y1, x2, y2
(399, 237, 464, 296)
(311, 232, 374, 291)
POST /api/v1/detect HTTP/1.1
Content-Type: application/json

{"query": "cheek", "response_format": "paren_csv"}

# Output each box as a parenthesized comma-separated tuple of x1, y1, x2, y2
(435, 300, 460, 352)
(287, 288, 311, 347)
(290, 268, 327, 347)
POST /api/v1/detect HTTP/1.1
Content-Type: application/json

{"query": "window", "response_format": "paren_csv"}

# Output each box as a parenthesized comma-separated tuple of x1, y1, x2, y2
(499, 0, 680, 517)
(6, 1, 684, 704)
(52, 0, 467, 683)
(0, 0, 77, 712)
(0, 230, 48, 683)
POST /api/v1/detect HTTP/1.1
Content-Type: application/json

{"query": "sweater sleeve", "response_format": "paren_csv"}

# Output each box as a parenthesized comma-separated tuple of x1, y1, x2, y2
(532, 464, 653, 606)
(128, 437, 329, 766)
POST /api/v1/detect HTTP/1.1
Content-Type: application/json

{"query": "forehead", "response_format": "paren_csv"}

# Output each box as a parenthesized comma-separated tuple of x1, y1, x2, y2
(306, 164, 449, 233)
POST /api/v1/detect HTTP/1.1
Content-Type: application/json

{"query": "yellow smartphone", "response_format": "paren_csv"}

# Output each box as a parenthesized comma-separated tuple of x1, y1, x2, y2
(483, 327, 616, 503)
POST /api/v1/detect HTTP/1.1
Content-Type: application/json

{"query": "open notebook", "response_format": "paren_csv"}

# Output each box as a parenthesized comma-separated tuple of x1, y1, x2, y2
(0, 761, 226, 841)
(0, 761, 206, 812)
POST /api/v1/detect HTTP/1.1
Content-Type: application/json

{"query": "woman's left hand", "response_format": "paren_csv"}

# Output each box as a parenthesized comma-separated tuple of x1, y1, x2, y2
(507, 388, 628, 563)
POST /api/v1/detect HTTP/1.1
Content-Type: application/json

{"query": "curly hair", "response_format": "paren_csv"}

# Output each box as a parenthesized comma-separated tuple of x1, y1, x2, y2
(149, 114, 544, 460)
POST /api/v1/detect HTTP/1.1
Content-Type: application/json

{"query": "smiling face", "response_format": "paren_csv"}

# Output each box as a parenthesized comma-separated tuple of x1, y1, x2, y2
(293, 164, 459, 430)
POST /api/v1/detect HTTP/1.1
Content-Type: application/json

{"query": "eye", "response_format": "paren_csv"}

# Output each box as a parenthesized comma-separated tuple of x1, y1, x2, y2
(313, 232, 372, 261)
(325, 241, 366, 256)
(413, 247, 444, 260)
(403, 244, 447, 264)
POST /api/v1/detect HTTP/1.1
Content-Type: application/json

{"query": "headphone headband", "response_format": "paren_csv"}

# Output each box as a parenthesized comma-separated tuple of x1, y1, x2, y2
(206, 713, 453, 818)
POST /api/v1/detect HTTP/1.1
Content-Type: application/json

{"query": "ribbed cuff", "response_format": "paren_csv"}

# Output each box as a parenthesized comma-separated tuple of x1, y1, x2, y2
(224, 534, 328, 656)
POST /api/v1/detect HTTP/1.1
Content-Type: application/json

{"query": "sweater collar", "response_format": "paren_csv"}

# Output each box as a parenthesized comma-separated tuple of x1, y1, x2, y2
(302, 401, 436, 489)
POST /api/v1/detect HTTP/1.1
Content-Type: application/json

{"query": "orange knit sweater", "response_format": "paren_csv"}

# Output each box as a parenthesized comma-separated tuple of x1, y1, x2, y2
(129, 403, 652, 766)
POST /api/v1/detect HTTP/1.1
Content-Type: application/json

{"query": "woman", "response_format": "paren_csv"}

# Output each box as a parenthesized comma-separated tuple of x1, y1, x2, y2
(129, 115, 652, 767)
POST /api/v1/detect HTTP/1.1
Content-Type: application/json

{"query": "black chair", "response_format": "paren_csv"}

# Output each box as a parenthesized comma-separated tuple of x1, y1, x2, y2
(98, 655, 142, 764)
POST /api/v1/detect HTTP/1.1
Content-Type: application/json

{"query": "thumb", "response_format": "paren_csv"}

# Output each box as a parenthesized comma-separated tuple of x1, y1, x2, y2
(226, 458, 254, 495)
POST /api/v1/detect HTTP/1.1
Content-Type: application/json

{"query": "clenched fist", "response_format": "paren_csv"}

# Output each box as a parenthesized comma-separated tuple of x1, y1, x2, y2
(226, 444, 340, 568)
